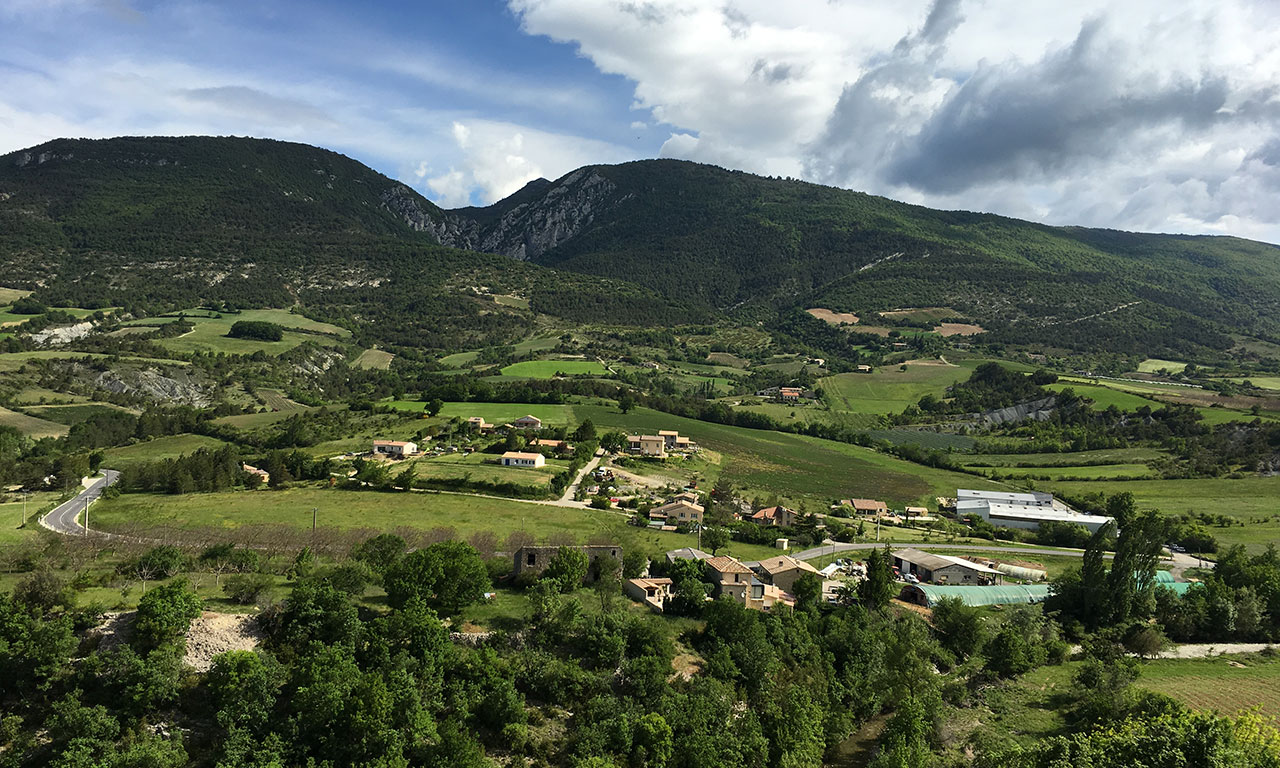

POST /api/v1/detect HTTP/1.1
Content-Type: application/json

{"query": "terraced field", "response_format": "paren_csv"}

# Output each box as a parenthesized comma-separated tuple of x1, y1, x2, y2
(1139, 654, 1280, 717)
(353, 348, 395, 370)
(122, 309, 349, 355)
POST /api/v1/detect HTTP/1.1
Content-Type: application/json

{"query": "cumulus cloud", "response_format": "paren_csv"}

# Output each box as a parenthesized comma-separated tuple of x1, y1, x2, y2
(512, 0, 1280, 241)
(424, 119, 635, 206)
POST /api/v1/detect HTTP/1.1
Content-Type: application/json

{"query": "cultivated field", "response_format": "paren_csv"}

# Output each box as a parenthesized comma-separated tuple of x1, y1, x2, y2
(819, 360, 971, 415)
(572, 404, 1005, 507)
(21, 402, 134, 426)
(1138, 358, 1188, 374)
(438, 336, 560, 368)
(404, 452, 572, 488)
(1138, 654, 1280, 717)
(500, 360, 609, 378)
(103, 434, 231, 467)
(0, 406, 69, 438)
(1047, 476, 1280, 552)
(353, 348, 395, 369)
(430, 401, 576, 427)
(87, 486, 780, 562)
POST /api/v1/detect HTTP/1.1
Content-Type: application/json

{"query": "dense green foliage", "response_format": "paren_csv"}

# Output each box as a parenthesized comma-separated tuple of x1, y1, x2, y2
(227, 320, 284, 341)
(460, 158, 1280, 357)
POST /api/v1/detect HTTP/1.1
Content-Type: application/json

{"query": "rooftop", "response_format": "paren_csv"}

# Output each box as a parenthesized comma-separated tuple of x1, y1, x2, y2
(757, 555, 820, 575)
(705, 556, 752, 575)
(501, 451, 543, 460)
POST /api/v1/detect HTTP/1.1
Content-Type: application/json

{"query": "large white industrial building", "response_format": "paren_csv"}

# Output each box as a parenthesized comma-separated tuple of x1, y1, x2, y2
(956, 489, 1113, 533)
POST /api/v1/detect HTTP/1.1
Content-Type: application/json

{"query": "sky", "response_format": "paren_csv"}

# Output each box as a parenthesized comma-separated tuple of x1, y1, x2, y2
(2, 0, 1279, 243)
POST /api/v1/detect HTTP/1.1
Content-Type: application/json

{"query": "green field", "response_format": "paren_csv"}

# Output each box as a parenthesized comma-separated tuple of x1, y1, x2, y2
(0, 287, 32, 303)
(1046, 381, 1163, 411)
(1047, 476, 1280, 552)
(103, 434, 231, 467)
(963, 448, 1165, 467)
(427, 402, 575, 427)
(1232, 376, 1280, 392)
(0, 350, 188, 372)
(573, 404, 1005, 507)
(820, 362, 971, 415)
(87, 487, 779, 563)
(0, 406, 69, 437)
(438, 337, 560, 368)
(10, 387, 89, 405)
(1138, 358, 1189, 374)
(405, 452, 571, 488)
(0, 303, 102, 327)
(21, 402, 133, 426)
(977, 463, 1157, 480)
(353, 348, 395, 370)
(123, 309, 349, 355)
(0, 491, 62, 545)
(1138, 654, 1280, 717)
(500, 360, 610, 378)
(257, 389, 307, 412)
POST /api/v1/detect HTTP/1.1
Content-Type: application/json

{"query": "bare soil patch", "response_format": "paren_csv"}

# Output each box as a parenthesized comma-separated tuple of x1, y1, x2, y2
(936, 322, 985, 337)
(183, 611, 264, 671)
(806, 308, 860, 325)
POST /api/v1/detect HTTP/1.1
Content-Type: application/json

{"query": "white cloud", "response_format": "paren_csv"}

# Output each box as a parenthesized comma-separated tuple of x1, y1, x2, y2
(511, 0, 1280, 241)
(422, 119, 635, 206)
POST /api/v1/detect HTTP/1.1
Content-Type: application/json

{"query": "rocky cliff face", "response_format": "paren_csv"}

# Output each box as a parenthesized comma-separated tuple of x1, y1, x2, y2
(379, 184, 478, 246)
(426, 168, 625, 261)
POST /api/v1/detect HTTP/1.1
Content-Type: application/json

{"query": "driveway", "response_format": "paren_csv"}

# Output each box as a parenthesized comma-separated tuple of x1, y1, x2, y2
(40, 469, 120, 535)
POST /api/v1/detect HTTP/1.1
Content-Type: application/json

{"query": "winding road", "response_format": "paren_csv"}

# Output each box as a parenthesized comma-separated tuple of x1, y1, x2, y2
(40, 469, 120, 535)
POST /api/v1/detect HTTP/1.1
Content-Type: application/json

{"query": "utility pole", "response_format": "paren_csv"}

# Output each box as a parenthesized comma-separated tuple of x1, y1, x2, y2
(21, 492, 26, 526)
(84, 495, 89, 535)
(312, 507, 317, 532)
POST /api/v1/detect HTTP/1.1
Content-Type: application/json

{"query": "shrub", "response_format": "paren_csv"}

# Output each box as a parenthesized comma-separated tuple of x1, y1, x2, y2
(224, 573, 275, 605)
(134, 578, 203, 649)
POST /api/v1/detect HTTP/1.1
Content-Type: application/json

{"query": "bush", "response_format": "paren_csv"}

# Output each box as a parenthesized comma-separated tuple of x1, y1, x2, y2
(135, 546, 189, 578)
(13, 570, 73, 611)
(542, 547, 589, 593)
(227, 320, 284, 341)
(383, 541, 489, 614)
(134, 578, 203, 649)
(323, 562, 374, 596)
(223, 573, 275, 605)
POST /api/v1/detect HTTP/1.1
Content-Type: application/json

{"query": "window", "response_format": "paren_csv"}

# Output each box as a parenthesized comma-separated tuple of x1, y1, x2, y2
(527, 553, 536, 566)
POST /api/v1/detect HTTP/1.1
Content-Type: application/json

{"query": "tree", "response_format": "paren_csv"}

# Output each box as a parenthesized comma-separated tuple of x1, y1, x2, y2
(207, 650, 287, 732)
(858, 547, 896, 610)
(702, 526, 730, 555)
(542, 546, 590, 593)
(13, 569, 73, 612)
(383, 541, 490, 614)
(631, 712, 674, 768)
(931, 597, 986, 659)
(352, 533, 407, 575)
(393, 466, 416, 491)
(617, 392, 637, 414)
(791, 573, 822, 611)
(600, 430, 627, 453)
(426, 398, 444, 417)
(573, 419, 597, 442)
(622, 550, 649, 579)
(133, 578, 203, 650)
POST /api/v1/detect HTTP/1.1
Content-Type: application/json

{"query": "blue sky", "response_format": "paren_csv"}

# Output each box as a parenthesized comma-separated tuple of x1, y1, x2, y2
(3, 0, 1279, 243)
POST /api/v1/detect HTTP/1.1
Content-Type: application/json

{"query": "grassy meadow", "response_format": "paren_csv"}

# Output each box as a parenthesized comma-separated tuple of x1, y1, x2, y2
(353, 348, 395, 369)
(1137, 654, 1280, 717)
(103, 434, 231, 467)
(122, 308, 349, 355)
(87, 486, 780, 563)
(572, 404, 1005, 507)
(1046, 476, 1280, 552)
(0, 406, 69, 438)
(500, 360, 609, 378)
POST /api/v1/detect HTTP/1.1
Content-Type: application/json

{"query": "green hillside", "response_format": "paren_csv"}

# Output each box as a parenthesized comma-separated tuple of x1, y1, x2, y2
(0, 137, 698, 351)
(452, 159, 1280, 358)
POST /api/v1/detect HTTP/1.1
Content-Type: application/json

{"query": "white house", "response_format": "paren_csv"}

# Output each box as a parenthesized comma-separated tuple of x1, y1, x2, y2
(512, 415, 543, 429)
(373, 440, 418, 457)
(501, 451, 546, 467)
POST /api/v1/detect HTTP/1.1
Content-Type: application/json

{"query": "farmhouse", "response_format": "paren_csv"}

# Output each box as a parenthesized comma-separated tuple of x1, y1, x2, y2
(627, 435, 667, 457)
(649, 496, 704, 526)
(242, 464, 269, 484)
(372, 440, 418, 457)
(500, 451, 546, 467)
(779, 387, 803, 402)
(749, 505, 797, 527)
(513, 544, 622, 580)
(856, 365, 872, 373)
(625, 577, 673, 612)
(955, 488, 1113, 533)
(842, 498, 888, 516)
(511, 415, 543, 429)
(755, 555, 820, 593)
(892, 548, 1002, 585)
(706, 555, 794, 611)
(466, 416, 494, 432)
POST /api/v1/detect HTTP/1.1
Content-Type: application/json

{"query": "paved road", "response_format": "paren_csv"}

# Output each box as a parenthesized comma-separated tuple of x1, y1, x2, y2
(558, 450, 604, 505)
(791, 540, 1122, 562)
(40, 470, 120, 535)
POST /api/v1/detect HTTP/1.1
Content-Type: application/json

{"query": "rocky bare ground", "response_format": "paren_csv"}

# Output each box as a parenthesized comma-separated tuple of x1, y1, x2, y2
(88, 609, 263, 671)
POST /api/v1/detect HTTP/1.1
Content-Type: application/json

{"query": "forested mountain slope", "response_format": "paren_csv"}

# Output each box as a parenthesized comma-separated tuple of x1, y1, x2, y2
(445, 159, 1280, 357)
(0, 137, 698, 349)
